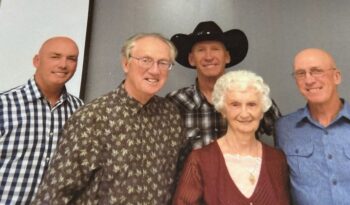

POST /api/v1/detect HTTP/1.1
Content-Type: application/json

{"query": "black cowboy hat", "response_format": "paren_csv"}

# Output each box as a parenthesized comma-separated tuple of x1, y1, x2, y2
(171, 21, 248, 69)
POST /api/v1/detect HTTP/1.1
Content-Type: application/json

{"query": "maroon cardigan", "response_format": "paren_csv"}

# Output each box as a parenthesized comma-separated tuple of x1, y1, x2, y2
(172, 141, 290, 205)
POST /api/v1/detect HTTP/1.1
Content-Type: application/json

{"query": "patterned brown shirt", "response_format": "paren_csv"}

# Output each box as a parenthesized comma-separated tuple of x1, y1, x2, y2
(32, 83, 185, 205)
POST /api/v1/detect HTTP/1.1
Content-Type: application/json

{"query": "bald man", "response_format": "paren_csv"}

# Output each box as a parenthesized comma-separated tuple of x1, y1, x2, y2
(276, 48, 349, 204)
(0, 36, 83, 204)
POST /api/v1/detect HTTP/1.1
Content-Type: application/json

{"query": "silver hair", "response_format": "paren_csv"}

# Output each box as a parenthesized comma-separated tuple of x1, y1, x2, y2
(212, 70, 272, 112)
(121, 33, 177, 62)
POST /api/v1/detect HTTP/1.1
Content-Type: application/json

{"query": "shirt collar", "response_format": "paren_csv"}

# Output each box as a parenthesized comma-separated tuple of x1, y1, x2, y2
(117, 81, 155, 111)
(27, 77, 70, 104)
(296, 99, 350, 124)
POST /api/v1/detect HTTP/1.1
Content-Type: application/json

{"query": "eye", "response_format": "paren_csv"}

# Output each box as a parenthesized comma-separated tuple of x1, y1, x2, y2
(158, 60, 170, 66)
(310, 68, 324, 75)
(247, 102, 257, 107)
(67, 57, 78, 62)
(230, 102, 240, 107)
(140, 57, 153, 63)
(51, 55, 60, 59)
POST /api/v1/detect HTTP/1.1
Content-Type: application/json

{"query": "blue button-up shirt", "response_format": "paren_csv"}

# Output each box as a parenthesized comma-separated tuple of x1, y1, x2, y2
(276, 100, 350, 205)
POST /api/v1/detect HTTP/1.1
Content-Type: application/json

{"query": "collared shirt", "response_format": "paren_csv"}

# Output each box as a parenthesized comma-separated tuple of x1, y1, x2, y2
(167, 80, 281, 149)
(0, 78, 83, 205)
(276, 99, 350, 205)
(32, 83, 186, 205)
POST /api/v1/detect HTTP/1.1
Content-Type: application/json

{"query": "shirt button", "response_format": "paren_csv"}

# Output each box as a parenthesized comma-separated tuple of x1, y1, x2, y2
(49, 132, 54, 137)
(328, 154, 333, 159)
(295, 149, 299, 154)
(324, 130, 328, 135)
(46, 157, 50, 164)
(332, 179, 337, 185)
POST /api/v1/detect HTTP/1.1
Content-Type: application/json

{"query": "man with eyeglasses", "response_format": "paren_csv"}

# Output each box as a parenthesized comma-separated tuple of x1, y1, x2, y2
(32, 33, 186, 204)
(276, 48, 350, 205)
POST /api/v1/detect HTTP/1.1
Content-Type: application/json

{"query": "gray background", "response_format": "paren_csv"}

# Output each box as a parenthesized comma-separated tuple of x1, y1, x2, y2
(84, 0, 350, 115)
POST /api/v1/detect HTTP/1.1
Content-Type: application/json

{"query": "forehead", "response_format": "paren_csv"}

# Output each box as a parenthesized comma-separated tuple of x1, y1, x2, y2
(192, 40, 226, 49)
(40, 38, 78, 56)
(132, 36, 170, 57)
(225, 87, 260, 101)
(294, 50, 332, 70)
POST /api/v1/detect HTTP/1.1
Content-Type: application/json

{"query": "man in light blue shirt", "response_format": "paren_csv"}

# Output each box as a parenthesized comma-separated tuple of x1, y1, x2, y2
(276, 48, 350, 205)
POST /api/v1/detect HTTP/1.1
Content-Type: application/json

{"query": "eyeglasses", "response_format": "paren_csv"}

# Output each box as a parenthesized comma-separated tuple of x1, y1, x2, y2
(129, 56, 173, 71)
(292, 68, 335, 79)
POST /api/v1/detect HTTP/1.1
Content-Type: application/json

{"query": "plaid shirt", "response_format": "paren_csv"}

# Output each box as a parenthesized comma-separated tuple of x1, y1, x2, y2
(0, 78, 83, 205)
(167, 80, 281, 149)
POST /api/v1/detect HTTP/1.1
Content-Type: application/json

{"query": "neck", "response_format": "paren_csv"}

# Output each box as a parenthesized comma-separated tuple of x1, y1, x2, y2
(220, 130, 260, 157)
(308, 97, 342, 126)
(123, 81, 151, 105)
(197, 76, 218, 104)
(38, 85, 63, 107)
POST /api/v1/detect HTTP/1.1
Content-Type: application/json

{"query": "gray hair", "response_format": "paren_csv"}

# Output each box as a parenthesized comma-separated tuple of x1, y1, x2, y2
(121, 33, 177, 62)
(212, 70, 272, 112)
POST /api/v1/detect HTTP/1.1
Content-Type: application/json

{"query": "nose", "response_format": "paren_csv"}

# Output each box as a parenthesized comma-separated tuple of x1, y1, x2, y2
(58, 58, 68, 68)
(239, 106, 250, 118)
(147, 62, 161, 74)
(304, 71, 316, 84)
(204, 50, 214, 60)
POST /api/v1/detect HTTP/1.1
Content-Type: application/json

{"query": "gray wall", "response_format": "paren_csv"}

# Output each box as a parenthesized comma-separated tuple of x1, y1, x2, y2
(85, 0, 350, 115)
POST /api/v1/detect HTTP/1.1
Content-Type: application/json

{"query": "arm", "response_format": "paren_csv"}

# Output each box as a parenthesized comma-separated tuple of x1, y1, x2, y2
(32, 111, 101, 204)
(172, 151, 203, 205)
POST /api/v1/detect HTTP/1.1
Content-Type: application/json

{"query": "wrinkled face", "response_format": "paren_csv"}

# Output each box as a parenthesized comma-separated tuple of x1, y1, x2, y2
(189, 40, 230, 79)
(122, 36, 171, 104)
(33, 37, 79, 90)
(222, 87, 263, 135)
(293, 50, 341, 105)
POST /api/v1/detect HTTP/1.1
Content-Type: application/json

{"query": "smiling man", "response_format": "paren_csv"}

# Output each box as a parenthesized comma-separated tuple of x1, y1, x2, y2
(276, 48, 350, 204)
(167, 21, 281, 155)
(0, 36, 84, 204)
(32, 33, 186, 205)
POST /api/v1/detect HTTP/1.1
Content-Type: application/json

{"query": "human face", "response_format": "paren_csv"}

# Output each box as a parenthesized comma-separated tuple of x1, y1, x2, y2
(222, 87, 263, 135)
(122, 36, 171, 104)
(33, 37, 79, 90)
(189, 41, 230, 80)
(293, 49, 341, 105)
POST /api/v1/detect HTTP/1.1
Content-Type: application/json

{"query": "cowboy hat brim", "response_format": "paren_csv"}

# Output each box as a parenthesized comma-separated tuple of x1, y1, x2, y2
(171, 29, 248, 69)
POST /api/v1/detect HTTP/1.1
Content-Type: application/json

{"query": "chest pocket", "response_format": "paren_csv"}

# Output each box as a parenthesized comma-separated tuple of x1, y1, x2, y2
(284, 142, 317, 186)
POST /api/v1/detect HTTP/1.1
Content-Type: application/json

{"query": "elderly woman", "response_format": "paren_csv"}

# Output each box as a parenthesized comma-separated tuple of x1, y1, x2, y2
(172, 70, 290, 205)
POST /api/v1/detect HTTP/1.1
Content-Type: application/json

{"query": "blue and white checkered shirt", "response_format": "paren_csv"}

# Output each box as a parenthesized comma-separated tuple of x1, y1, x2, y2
(0, 77, 83, 205)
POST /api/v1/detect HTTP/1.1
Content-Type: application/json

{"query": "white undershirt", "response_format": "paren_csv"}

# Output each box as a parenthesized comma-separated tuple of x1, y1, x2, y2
(223, 153, 262, 198)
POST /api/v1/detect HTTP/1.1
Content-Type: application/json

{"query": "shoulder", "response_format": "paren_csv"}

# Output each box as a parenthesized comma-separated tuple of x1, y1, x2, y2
(276, 108, 305, 127)
(166, 86, 196, 102)
(0, 83, 27, 99)
(69, 90, 117, 119)
(262, 143, 287, 166)
(66, 92, 84, 106)
(191, 142, 221, 162)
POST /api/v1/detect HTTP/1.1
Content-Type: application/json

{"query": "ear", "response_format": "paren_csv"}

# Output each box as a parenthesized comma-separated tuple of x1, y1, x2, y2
(33, 55, 39, 68)
(225, 51, 231, 64)
(121, 57, 129, 73)
(334, 68, 342, 85)
(188, 53, 196, 67)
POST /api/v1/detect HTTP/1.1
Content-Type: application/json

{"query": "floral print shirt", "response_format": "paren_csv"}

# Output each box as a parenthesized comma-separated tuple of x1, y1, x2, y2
(32, 83, 185, 205)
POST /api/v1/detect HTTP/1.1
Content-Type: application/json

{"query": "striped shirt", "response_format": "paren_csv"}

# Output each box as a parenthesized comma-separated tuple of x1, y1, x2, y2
(0, 77, 83, 205)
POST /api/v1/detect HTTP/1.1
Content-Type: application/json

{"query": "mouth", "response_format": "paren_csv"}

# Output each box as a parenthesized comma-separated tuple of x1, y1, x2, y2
(203, 63, 218, 68)
(306, 87, 322, 93)
(237, 120, 253, 124)
(52, 71, 68, 77)
(145, 78, 159, 84)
